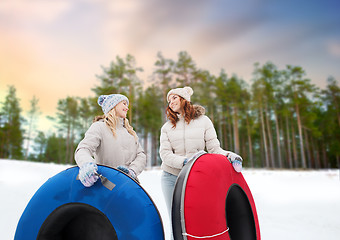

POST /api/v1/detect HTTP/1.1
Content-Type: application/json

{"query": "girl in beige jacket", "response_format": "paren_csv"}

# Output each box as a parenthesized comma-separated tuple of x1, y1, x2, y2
(75, 94, 146, 187)
(159, 87, 242, 239)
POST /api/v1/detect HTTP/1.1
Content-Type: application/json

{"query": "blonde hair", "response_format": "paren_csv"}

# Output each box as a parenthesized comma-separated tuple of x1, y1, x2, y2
(93, 107, 137, 140)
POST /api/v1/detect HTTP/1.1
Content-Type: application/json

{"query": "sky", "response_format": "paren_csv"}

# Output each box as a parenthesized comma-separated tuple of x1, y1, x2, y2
(1, 0, 340, 131)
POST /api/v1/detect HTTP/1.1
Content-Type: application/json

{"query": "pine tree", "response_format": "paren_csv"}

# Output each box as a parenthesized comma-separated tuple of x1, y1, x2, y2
(174, 51, 196, 86)
(0, 85, 24, 159)
(137, 85, 163, 166)
(33, 131, 47, 161)
(283, 65, 319, 168)
(224, 75, 247, 154)
(252, 64, 270, 168)
(153, 51, 175, 117)
(24, 96, 40, 160)
(54, 97, 79, 164)
(45, 133, 66, 163)
(215, 69, 231, 150)
(78, 97, 94, 134)
(92, 54, 143, 125)
(320, 76, 340, 167)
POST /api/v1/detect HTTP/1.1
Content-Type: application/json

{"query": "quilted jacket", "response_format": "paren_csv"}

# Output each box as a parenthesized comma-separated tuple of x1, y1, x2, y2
(75, 118, 146, 175)
(159, 105, 228, 176)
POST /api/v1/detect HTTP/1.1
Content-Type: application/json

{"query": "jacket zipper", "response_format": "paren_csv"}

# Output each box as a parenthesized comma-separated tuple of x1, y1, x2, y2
(183, 116, 186, 156)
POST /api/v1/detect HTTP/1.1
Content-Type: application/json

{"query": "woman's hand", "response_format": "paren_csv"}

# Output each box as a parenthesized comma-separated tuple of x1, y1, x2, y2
(226, 152, 243, 172)
(79, 162, 99, 187)
(117, 165, 137, 179)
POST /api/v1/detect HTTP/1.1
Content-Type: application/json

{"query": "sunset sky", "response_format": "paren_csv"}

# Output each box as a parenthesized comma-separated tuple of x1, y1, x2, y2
(1, 0, 340, 131)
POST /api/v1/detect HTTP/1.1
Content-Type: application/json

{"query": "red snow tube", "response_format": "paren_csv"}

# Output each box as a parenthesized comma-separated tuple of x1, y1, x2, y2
(172, 153, 261, 240)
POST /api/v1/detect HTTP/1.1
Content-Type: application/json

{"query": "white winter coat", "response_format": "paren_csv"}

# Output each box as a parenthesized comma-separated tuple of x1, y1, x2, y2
(159, 105, 228, 176)
(75, 118, 146, 175)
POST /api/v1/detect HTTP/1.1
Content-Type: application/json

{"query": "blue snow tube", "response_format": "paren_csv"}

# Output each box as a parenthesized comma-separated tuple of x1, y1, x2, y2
(14, 165, 165, 240)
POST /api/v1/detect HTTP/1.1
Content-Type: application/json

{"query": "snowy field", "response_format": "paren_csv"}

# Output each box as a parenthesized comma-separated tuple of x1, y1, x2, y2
(1, 159, 340, 240)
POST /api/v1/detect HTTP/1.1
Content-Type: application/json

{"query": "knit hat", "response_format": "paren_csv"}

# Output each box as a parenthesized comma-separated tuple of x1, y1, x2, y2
(98, 94, 129, 115)
(167, 86, 194, 102)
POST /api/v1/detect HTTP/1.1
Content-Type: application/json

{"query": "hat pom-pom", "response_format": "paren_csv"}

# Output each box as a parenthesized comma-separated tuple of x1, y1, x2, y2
(98, 95, 106, 106)
(184, 86, 193, 96)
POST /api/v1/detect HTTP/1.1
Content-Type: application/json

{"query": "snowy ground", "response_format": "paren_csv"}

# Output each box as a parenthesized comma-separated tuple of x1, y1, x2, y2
(1, 159, 339, 240)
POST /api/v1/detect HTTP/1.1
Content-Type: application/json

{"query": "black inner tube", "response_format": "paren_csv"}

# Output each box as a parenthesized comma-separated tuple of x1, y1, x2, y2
(37, 202, 117, 240)
(226, 184, 257, 240)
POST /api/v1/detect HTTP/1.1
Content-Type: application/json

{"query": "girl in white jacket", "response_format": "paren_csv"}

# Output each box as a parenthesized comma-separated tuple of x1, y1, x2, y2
(75, 94, 146, 187)
(159, 87, 242, 237)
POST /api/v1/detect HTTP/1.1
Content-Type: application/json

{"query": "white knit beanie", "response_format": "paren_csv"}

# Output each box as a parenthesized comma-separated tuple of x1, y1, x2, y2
(98, 94, 129, 115)
(167, 86, 194, 102)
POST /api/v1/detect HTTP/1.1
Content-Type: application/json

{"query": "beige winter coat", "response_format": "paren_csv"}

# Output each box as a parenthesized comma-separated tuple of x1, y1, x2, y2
(75, 119, 146, 175)
(159, 105, 228, 176)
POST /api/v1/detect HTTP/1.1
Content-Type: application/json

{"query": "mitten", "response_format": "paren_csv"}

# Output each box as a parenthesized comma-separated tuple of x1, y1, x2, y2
(117, 165, 137, 179)
(232, 159, 243, 173)
(185, 150, 206, 165)
(79, 162, 99, 187)
(226, 151, 243, 173)
(183, 158, 188, 166)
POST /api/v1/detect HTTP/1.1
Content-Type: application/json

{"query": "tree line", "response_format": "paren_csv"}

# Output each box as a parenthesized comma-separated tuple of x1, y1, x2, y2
(1, 51, 339, 169)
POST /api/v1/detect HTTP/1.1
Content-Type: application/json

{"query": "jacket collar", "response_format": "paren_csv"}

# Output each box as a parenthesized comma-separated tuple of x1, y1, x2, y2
(178, 105, 205, 119)
(193, 105, 205, 119)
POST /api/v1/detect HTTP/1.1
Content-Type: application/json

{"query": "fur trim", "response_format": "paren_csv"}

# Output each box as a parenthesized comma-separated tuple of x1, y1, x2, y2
(193, 105, 205, 119)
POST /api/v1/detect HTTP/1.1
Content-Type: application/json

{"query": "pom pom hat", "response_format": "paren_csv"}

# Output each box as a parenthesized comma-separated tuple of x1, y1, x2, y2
(98, 94, 129, 115)
(167, 86, 194, 102)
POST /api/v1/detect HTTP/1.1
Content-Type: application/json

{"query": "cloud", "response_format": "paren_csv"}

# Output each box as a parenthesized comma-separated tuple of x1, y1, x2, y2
(98, 0, 273, 65)
(98, 0, 214, 51)
(0, 0, 72, 24)
(1, 0, 339, 116)
(327, 40, 340, 57)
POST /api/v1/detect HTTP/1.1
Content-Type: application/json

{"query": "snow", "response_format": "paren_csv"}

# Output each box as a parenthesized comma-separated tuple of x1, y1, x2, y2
(1, 159, 339, 240)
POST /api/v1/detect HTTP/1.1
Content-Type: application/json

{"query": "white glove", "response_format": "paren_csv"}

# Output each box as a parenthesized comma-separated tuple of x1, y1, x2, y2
(226, 151, 243, 172)
(79, 162, 99, 187)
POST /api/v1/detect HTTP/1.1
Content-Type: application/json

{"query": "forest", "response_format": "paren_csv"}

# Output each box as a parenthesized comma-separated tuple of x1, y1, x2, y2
(1, 51, 339, 169)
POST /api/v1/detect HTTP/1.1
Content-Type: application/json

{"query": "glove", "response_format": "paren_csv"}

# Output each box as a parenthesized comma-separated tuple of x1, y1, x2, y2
(183, 158, 188, 166)
(117, 165, 137, 179)
(226, 151, 243, 173)
(79, 162, 99, 187)
(232, 159, 243, 173)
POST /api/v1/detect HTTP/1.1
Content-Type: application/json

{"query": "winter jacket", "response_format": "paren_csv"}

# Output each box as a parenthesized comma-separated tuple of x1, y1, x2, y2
(159, 105, 228, 176)
(75, 118, 146, 175)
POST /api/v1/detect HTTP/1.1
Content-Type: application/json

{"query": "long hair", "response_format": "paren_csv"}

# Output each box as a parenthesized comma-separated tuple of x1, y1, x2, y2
(166, 97, 195, 128)
(94, 108, 137, 139)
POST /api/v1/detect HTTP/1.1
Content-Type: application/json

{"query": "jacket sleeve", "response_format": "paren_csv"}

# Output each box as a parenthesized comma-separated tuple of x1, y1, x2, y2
(128, 140, 146, 176)
(204, 116, 229, 156)
(74, 123, 101, 167)
(159, 124, 186, 169)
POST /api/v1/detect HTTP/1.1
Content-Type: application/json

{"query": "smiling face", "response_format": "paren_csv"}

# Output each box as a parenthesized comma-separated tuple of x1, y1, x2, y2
(115, 100, 129, 118)
(168, 94, 182, 114)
